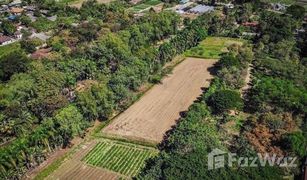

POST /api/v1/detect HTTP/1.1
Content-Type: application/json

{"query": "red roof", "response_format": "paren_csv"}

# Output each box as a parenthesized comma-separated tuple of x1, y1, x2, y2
(0, 36, 11, 43)
(31, 48, 52, 60)
(242, 21, 259, 27)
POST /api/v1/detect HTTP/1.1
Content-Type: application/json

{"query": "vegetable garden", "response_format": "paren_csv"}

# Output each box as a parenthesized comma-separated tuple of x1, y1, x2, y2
(130, 0, 162, 13)
(82, 140, 157, 177)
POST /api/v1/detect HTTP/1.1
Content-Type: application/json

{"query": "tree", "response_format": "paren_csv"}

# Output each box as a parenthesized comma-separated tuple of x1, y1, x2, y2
(0, 51, 30, 82)
(20, 38, 44, 53)
(54, 105, 86, 146)
(286, 5, 305, 20)
(283, 132, 306, 157)
(208, 90, 243, 113)
(76, 90, 98, 121)
(219, 54, 240, 68)
(1, 21, 16, 35)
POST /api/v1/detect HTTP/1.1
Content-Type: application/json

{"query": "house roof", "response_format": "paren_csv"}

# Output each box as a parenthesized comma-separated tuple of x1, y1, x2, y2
(189, 5, 214, 14)
(242, 21, 259, 27)
(31, 48, 52, 59)
(129, 0, 142, 5)
(30, 32, 51, 42)
(0, 36, 12, 43)
(10, 7, 24, 13)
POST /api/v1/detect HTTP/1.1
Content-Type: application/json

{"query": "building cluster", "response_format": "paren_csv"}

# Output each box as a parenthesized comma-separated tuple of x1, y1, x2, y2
(0, 0, 54, 46)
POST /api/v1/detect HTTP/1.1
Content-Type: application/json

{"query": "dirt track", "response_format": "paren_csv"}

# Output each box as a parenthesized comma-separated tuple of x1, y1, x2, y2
(103, 58, 217, 143)
(46, 140, 119, 180)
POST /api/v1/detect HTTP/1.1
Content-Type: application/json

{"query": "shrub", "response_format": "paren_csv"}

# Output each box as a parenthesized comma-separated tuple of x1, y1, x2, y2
(283, 132, 306, 157)
(208, 90, 243, 113)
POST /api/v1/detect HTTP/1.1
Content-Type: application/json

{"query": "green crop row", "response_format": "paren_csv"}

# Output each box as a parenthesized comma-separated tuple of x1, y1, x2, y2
(82, 141, 157, 177)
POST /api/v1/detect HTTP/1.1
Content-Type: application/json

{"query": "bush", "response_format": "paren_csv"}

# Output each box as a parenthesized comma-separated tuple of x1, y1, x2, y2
(208, 90, 243, 113)
(283, 132, 306, 157)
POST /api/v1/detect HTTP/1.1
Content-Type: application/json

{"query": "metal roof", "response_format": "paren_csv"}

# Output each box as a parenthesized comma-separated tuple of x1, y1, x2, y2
(189, 5, 214, 13)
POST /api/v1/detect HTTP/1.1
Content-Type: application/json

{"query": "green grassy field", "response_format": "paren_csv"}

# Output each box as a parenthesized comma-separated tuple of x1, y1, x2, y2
(0, 42, 21, 59)
(82, 140, 157, 177)
(130, 0, 161, 13)
(184, 37, 245, 59)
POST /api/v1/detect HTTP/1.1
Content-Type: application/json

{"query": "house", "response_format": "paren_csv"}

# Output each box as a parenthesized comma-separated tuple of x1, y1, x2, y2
(26, 12, 37, 22)
(25, 6, 36, 11)
(242, 32, 259, 36)
(0, 36, 13, 46)
(47, 15, 57, 22)
(30, 32, 51, 42)
(180, 0, 189, 4)
(10, 7, 24, 15)
(188, 5, 214, 14)
(14, 31, 22, 39)
(271, 3, 286, 11)
(30, 47, 52, 60)
(242, 21, 259, 27)
(225, 3, 234, 9)
(8, 0, 22, 7)
(129, 0, 142, 5)
(8, 15, 17, 21)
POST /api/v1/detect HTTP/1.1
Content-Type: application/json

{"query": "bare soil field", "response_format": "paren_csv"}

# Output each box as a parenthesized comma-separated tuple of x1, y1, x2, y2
(103, 58, 217, 143)
(45, 140, 120, 180)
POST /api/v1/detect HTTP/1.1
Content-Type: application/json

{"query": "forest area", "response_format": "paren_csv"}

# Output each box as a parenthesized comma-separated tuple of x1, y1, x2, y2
(0, 0, 211, 178)
(0, 0, 306, 179)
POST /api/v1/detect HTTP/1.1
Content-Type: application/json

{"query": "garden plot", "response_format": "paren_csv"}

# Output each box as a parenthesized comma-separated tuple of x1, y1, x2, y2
(130, 0, 162, 13)
(82, 140, 157, 177)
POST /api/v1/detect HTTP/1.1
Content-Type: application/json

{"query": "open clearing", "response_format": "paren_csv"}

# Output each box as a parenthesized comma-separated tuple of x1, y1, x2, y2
(129, 0, 162, 13)
(184, 37, 245, 59)
(103, 58, 217, 143)
(68, 0, 114, 8)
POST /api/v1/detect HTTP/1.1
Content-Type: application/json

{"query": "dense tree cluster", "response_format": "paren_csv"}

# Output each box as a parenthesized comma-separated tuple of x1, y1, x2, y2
(0, 2, 213, 178)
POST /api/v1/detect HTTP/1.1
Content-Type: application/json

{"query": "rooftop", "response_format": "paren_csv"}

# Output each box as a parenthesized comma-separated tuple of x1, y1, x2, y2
(0, 35, 12, 43)
(189, 5, 214, 14)
(10, 7, 24, 13)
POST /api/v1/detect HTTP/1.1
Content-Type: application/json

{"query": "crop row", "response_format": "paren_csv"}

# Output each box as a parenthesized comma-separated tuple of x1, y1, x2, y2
(82, 141, 157, 177)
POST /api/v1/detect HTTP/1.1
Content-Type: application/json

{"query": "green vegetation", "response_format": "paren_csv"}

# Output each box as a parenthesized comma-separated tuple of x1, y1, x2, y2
(184, 37, 245, 59)
(0, 42, 20, 59)
(130, 0, 161, 13)
(208, 90, 243, 113)
(262, 0, 296, 5)
(31, 17, 56, 32)
(139, 1, 306, 179)
(0, 2, 211, 178)
(83, 140, 157, 177)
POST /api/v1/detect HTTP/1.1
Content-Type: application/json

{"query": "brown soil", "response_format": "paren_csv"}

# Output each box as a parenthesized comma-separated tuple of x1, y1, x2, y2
(45, 140, 119, 180)
(103, 58, 217, 143)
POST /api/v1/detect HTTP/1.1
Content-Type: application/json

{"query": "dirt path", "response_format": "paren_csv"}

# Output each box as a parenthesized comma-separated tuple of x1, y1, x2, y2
(241, 63, 252, 94)
(45, 140, 119, 180)
(103, 58, 217, 143)
(24, 120, 101, 180)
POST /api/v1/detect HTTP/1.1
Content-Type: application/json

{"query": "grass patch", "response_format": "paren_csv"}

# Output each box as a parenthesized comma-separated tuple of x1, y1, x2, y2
(82, 140, 157, 177)
(130, 0, 161, 13)
(0, 42, 21, 59)
(184, 37, 245, 59)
